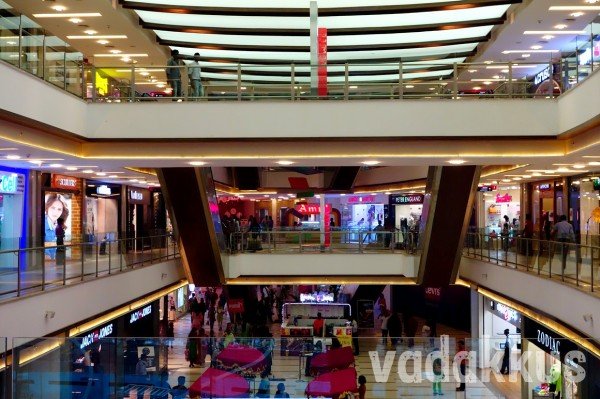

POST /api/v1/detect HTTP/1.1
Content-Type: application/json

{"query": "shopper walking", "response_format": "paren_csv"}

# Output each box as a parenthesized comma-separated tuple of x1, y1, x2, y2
(166, 49, 182, 98)
(379, 309, 390, 346)
(186, 328, 199, 368)
(553, 214, 575, 271)
(55, 217, 67, 267)
(188, 52, 203, 98)
(387, 311, 402, 346)
(351, 316, 360, 356)
(456, 340, 467, 392)
(500, 329, 512, 375)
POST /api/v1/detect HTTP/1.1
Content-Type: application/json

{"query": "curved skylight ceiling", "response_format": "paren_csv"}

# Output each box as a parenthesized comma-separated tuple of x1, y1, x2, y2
(122, 0, 518, 83)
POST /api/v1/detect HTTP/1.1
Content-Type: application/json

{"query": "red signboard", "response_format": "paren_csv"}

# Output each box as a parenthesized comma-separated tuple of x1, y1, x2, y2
(347, 196, 375, 204)
(227, 299, 245, 314)
(51, 174, 79, 190)
(424, 287, 442, 303)
(324, 203, 331, 247)
(317, 27, 327, 97)
(295, 203, 321, 215)
(495, 193, 513, 203)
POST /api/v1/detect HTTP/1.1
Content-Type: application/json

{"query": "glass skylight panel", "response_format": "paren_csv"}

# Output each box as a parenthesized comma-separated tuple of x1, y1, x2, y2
(155, 26, 492, 47)
(136, 5, 509, 29)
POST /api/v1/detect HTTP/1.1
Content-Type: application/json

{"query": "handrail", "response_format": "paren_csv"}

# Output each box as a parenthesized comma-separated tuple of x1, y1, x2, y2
(462, 232, 599, 293)
(0, 234, 180, 302)
(227, 229, 420, 255)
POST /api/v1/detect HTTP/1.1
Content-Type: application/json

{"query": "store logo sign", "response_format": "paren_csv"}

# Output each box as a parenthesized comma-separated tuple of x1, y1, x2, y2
(495, 194, 512, 203)
(538, 183, 551, 191)
(52, 174, 79, 190)
(534, 66, 551, 85)
(80, 323, 114, 349)
(130, 190, 143, 201)
(129, 305, 152, 324)
(300, 293, 334, 303)
(496, 303, 519, 323)
(97, 185, 111, 195)
(348, 196, 375, 203)
(0, 173, 18, 193)
(296, 203, 321, 215)
(537, 329, 561, 355)
(391, 194, 424, 205)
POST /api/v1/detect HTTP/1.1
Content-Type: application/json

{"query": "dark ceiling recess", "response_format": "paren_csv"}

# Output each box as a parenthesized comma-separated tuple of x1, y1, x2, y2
(234, 167, 261, 190)
(329, 167, 361, 191)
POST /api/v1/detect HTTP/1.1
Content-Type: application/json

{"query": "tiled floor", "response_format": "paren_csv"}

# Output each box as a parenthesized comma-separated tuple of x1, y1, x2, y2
(165, 313, 519, 398)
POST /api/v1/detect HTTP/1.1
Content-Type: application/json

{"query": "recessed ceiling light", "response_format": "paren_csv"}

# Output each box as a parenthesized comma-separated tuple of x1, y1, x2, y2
(29, 160, 42, 166)
(473, 86, 482, 90)
(6, 154, 20, 160)
(448, 159, 466, 165)
(82, 169, 94, 174)
(584, 0, 600, 4)
(69, 18, 82, 24)
(502, 179, 511, 182)
(588, 161, 600, 166)
(121, 57, 131, 63)
(51, 5, 67, 12)
(570, 12, 585, 17)
(361, 160, 380, 166)
(484, 61, 493, 64)
(109, 175, 118, 178)
(96, 172, 107, 176)
(49, 163, 63, 168)
(96, 39, 109, 45)
(277, 160, 295, 165)
(67, 35, 126, 39)
(189, 161, 206, 166)
(573, 164, 586, 169)
(84, 30, 98, 35)
(34, 12, 102, 18)
(501, 69, 509, 73)
(556, 167, 570, 172)
(140, 71, 149, 76)
(428, 87, 435, 90)
(502, 50, 558, 54)
(492, 75, 500, 79)
(513, 177, 522, 181)
(109, 49, 122, 54)
(66, 167, 78, 171)
(521, 54, 531, 58)
(554, 24, 568, 30)
(94, 53, 147, 57)
(468, 69, 478, 73)
(405, 85, 414, 88)
(530, 45, 542, 50)
(6, 41, 16, 45)
(542, 35, 555, 40)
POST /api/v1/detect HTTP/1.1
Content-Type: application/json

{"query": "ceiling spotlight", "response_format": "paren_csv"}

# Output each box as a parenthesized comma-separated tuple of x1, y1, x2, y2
(6, 154, 20, 160)
(405, 85, 414, 88)
(473, 86, 482, 90)
(109, 175, 118, 178)
(585, 0, 599, 3)
(428, 87, 435, 91)
(448, 159, 466, 165)
(66, 167, 78, 171)
(276, 160, 295, 165)
(82, 169, 94, 174)
(588, 161, 600, 166)
(570, 12, 585, 17)
(29, 160, 43, 166)
(361, 160, 380, 166)
(492, 75, 500, 79)
(96, 39, 109, 45)
(96, 172, 106, 176)
(121, 57, 131, 63)
(542, 35, 555, 40)
(573, 164, 586, 169)
(501, 69, 509, 73)
(468, 69, 478, 73)
(84, 30, 98, 35)
(521, 54, 531, 58)
(484, 61, 493, 64)
(189, 161, 206, 166)
(49, 163, 63, 168)
(530, 45, 542, 50)
(109, 49, 122, 54)
(140, 71, 149, 76)
(69, 18, 82, 24)
(554, 24, 568, 30)
(51, 5, 67, 12)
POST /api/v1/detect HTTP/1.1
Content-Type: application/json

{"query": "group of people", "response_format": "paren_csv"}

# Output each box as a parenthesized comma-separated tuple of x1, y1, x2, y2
(166, 49, 203, 99)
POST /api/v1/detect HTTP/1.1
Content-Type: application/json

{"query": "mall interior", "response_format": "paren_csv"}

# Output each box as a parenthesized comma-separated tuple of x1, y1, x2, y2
(0, 0, 600, 398)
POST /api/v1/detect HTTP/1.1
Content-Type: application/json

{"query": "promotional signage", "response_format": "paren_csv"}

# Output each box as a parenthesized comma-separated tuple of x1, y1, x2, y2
(538, 183, 552, 191)
(424, 287, 442, 302)
(495, 193, 513, 203)
(295, 203, 321, 215)
(0, 172, 24, 194)
(390, 194, 425, 205)
(128, 187, 150, 204)
(523, 317, 579, 362)
(300, 292, 334, 303)
(477, 185, 497, 192)
(129, 305, 152, 324)
(317, 27, 327, 96)
(96, 185, 111, 195)
(347, 195, 375, 204)
(51, 174, 79, 190)
(79, 322, 115, 349)
(227, 299, 245, 314)
(534, 66, 551, 85)
(490, 301, 521, 327)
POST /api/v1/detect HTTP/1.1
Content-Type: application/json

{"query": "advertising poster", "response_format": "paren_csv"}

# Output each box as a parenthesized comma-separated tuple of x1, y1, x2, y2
(44, 192, 72, 259)
(357, 300, 375, 329)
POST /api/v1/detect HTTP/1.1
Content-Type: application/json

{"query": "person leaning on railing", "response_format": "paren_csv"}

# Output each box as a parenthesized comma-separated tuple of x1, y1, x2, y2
(166, 49, 183, 98)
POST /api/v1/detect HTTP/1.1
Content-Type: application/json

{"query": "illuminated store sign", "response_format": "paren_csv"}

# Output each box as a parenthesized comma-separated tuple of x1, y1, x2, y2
(495, 194, 513, 203)
(295, 203, 331, 215)
(390, 194, 424, 205)
(79, 323, 114, 349)
(538, 183, 552, 191)
(130, 190, 143, 201)
(347, 196, 375, 204)
(129, 305, 152, 324)
(534, 66, 551, 85)
(477, 185, 497, 192)
(51, 174, 78, 190)
(0, 172, 24, 194)
(300, 293, 334, 303)
(96, 185, 111, 195)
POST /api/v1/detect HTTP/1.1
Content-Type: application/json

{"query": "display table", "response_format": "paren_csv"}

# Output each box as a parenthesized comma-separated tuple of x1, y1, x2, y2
(309, 346, 355, 376)
(189, 367, 250, 398)
(281, 326, 313, 356)
(215, 344, 266, 376)
(305, 367, 358, 398)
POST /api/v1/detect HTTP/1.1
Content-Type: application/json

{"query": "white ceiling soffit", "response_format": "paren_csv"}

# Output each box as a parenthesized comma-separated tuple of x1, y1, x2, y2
(125, 0, 466, 8)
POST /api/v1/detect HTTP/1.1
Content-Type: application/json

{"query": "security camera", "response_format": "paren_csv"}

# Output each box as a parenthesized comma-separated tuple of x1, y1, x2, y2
(45, 311, 56, 319)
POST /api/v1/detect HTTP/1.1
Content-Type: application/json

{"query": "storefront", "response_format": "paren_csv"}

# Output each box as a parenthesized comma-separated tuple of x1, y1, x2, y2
(342, 195, 385, 230)
(84, 181, 122, 243)
(570, 177, 599, 247)
(529, 180, 567, 237)
(522, 317, 588, 399)
(0, 168, 26, 258)
(41, 173, 83, 259)
(477, 186, 521, 235)
(389, 193, 424, 232)
(480, 300, 522, 371)
(160, 285, 188, 326)
(126, 187, 151, 248)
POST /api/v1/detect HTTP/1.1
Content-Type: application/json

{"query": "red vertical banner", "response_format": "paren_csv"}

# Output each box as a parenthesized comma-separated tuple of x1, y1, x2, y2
(317, 27, 328, 97)
(325, 203, 331, 247)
